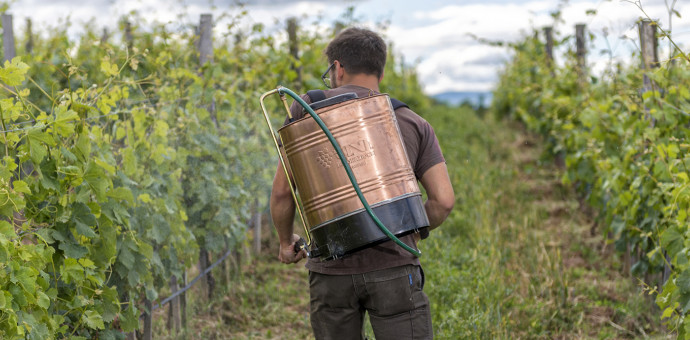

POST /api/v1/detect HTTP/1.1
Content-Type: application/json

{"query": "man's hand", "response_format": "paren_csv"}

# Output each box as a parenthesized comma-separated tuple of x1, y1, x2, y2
(278, 234, 307, 264)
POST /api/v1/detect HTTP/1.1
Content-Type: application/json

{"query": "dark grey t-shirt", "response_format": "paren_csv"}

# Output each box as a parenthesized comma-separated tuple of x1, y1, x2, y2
(284, 84, 445, 275)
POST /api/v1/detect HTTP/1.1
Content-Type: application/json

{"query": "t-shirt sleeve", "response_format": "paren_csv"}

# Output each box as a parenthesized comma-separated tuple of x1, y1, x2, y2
(414, 120, 445, 179)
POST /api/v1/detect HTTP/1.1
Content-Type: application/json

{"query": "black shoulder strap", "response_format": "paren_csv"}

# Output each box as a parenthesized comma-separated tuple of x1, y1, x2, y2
(307, 89, 409, 111)
(390, 98, 409, 110)
(306, 90, 327, 103)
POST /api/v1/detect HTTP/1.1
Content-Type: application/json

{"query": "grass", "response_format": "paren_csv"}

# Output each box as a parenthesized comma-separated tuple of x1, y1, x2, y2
(423, 106, 664, 338)
(152, 104, 667, 339)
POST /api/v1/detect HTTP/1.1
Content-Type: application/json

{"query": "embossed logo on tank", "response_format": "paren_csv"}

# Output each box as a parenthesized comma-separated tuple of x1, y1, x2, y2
(316, 149, 335, 168)
(316, 139, 375, 169)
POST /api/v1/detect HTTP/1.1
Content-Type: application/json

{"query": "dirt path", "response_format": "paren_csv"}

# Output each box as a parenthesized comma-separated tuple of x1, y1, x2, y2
(503, 129, 662, 338)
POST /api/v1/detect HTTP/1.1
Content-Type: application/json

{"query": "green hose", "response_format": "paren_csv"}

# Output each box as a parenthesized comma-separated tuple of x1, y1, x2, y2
(278, 86, 421, 257)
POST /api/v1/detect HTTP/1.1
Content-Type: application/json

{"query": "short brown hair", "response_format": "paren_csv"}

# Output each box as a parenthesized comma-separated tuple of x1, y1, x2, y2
(325, 27, 387, 78)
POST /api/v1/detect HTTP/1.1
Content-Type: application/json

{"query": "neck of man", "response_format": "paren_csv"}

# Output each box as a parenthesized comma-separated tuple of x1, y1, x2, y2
(340, 72, 381, 92)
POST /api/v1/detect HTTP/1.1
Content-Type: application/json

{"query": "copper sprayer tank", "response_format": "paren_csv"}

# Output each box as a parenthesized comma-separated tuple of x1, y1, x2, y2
(278, 93, 429, 260)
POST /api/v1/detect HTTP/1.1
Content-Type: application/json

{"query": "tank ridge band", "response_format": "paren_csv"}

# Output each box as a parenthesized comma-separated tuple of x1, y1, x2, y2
(282, 114, 392, 153)
(303, 170, 417, 214)
(304, 170, 416, 209)
(309, 192, 422, 231)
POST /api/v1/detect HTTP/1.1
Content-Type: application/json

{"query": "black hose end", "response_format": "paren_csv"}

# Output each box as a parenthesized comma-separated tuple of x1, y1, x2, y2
(294, 237, 307, 254)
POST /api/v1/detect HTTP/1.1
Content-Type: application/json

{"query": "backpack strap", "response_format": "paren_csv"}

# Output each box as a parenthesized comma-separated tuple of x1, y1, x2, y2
(390, 98, 409, 110)
(307, 89, 409, 111)
(306, 90, 327, 103)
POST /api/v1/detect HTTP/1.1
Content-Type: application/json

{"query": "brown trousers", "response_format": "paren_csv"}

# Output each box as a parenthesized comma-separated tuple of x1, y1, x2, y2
(309, 264, 433, 340)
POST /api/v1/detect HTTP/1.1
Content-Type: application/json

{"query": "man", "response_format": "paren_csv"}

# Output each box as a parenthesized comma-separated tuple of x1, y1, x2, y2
(270, 27, 454, 339)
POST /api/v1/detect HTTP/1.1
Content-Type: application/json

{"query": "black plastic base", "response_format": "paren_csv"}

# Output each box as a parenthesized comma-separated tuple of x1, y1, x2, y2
(309, 195, 429, 261)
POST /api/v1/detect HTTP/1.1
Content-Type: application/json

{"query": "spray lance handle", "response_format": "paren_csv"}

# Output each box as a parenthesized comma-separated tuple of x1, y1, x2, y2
(294, 237, 310, 257)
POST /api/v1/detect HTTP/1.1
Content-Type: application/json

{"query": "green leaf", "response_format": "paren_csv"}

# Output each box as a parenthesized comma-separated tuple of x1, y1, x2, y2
(100, 59, 119, 77)
(117, 240, 136, 270)
(119, 304, 139, 332)
(107, 187, 134, 205)
(100, 286, 120, 322)
(138, 242, 153, 260)
(26, 127, 49, 164)
(0, 57, 29, 86)
(59, 242, 89, 259)
(13, 267, 37, 295)
(75, 134, 91, 161)
(62, 258, 83, 283)
(71, 202, 97, 238)
(677, 269, 690, 294)
(94, 158, 116, 175)
(149, 214, 170, 243)
(660, 226, 683, 258)
(36, 291, 50, 309)
(0, 220, 17, 238)
(28, 322, 49, 340)
(53, 107, 79, 137)
(0, 156, 16, 181)
(82, 310, 105, 330)
(9, 284, 27, 307)
(99, 329, 126, 340)
(93, 220, 116, 266)
(12, 180, 31, 194)
(84, 162, 109, 201)
(668, 143, 680, 159)
(137, 193, 152, 204)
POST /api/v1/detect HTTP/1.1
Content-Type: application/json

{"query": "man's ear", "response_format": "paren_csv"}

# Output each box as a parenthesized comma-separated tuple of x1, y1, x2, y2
(379, 70, 385, 82)
(336, 61, 346, 79)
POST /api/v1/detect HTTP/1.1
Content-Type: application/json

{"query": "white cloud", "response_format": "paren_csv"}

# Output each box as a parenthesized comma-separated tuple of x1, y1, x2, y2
(5, 0, 690, 95)
(387, 0, 690, 95)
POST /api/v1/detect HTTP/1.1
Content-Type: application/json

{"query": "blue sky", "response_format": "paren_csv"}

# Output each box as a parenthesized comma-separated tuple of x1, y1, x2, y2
(7, 0, 690, 95)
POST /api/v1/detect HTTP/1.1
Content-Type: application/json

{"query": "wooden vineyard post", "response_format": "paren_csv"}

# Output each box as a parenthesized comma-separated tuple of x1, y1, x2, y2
(142, 299, 153, 340)
(2, 14, 15, 62)
(25, 18, 33, 54)
(101, 28, 109, 44)
(221, 237, 230, 286)
(543, 26, 554, 68)
(181, 271, 187, 328)
(197, 13, 217, 301)
(224, 237, 232, 284)
(198, 13, 218, 128)
(639, 19, 671, 287)
(199, 14, 213, 65)
(253, 198, 262, 255)
(167, 275, 181, 335)
(639, 19, 659, 93)
(287, 17, 302, 91)
(199, 249, 215, 300)
(575, 24, 587, 84)
(124, 20, 133, 50)
(638, 19, 660, 127)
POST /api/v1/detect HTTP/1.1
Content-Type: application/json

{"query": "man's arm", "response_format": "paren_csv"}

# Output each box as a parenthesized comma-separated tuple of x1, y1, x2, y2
(419, 162, 455, 230)
(270, 162, 307, 264)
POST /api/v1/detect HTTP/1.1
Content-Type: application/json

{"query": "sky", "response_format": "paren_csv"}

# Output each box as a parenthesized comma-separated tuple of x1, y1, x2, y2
(5, 0, 690, 95)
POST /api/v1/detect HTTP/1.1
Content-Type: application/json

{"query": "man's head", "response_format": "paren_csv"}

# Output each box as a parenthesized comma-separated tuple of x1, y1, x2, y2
(325, 27, 387, 80)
